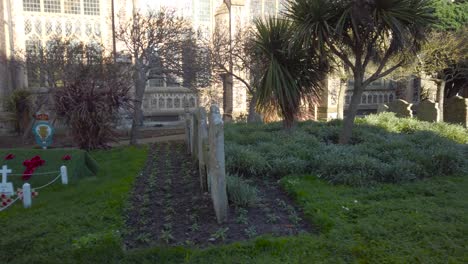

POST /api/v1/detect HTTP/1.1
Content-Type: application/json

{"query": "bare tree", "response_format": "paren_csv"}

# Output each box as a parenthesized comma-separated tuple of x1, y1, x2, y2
(115, 9, 197, 145)
(4, 37, 106, 142)
(207, 24, 264, 122)
(54, 56, 132, 150)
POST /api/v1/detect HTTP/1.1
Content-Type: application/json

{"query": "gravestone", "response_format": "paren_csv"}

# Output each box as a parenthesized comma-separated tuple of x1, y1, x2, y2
(387, 99, 413, 118)
(417, 100, 439, 122)
(445, 96, 468, 127)
(208, 105, 228, 223)
(0, 165, 14, 196)
(184, 110, 192, 154)
(197, 107, 209, 192)
(377, 104, 389, 113)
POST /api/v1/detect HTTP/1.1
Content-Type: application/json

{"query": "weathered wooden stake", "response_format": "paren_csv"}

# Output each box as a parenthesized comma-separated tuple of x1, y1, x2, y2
(192, 111, 199, 162)
(185, 111, 191, 154)
(60, 165, 68, 185)
(22, 183, 32, 208)
(208, 105, 228, 223)
(197, 107, 209, 192)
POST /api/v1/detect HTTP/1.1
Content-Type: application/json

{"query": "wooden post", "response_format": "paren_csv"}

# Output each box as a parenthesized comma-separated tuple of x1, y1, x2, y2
(208, 105, 228, 223)
(197, 107, 209, 192)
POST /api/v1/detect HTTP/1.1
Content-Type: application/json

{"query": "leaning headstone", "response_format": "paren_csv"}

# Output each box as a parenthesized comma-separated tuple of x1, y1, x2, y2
(197, 107, 209, 192)
(192, 111, 199, 162)
(377, 104, 389, 113)
(417, 100, 439, 122)
(208, 105, 228, 224)
(387, 99, 413, 118)
(184, 111, 192, 154)
(444, 96, 468, 127)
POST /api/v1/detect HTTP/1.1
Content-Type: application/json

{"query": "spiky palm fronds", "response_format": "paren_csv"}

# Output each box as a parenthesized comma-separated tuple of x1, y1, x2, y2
(253, 18, 324, 128)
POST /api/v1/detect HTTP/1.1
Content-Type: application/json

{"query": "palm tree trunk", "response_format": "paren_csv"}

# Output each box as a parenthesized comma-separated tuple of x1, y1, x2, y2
(436, 80, 445, 122)
(339, 82, 363, 144)
(247, 92, 259, 123)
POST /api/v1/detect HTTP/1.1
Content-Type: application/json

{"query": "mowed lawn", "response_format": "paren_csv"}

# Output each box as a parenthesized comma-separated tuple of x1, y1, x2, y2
(0, 146, 148, 263)
(0, 114, 467, 263)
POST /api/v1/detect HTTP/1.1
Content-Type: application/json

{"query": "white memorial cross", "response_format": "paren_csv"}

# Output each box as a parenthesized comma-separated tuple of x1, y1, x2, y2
(0, 165, 14, 196)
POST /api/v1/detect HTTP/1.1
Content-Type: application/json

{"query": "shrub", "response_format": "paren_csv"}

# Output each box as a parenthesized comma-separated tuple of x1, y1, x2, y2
(226, 174, 259, 207)
(225, 143, 270, 176)
(225, 113, 468, 187)
(55, 60, 132, 150)
(5, 89, 32, 134)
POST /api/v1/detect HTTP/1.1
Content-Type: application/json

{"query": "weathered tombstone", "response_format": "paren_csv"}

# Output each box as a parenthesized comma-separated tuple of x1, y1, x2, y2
(377, 104, 389, 113)
(444, 96, 468, 128)
(32, 112, 54, 149)
(0, 165, 14, 196)
(192, 111, 199, 162)
(208, 105, 228, 223)
(387, 99, 413, 118)
(197, 107, 209, 192)
(184, 111, 191, 154)
(417, 100, 439, 122)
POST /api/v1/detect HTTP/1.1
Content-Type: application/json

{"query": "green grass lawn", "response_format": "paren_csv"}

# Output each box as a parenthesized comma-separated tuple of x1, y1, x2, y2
(0, 113, 467, 263)
(0, 146, 466, 263)
(0, 146, 148, 263)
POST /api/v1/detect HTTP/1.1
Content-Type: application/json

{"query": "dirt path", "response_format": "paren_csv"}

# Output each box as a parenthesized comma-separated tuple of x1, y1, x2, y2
(124, 141, 313, 249)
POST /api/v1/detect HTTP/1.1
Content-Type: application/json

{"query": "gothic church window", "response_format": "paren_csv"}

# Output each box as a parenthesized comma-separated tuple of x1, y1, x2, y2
(34, 20, 42, 35)
(65, 21, 73, 36)
(25, 19, 32, 35)
(45, 20, 53, 35)
(44, 0, 61, 13)
(65, 0, 81, 14)
(23, 0, 41, 12)
(84, 0, 100, 16)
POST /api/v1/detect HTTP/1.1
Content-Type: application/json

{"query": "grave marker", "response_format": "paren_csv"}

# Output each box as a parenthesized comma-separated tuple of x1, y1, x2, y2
(208, 105, 228, 223)
(0, 165, 14, 196)
(388, 99, 413, 118)
(417, 100, 439, 122)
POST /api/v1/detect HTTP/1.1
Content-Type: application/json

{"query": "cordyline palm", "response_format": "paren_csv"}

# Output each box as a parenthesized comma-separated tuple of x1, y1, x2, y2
(287, 0, 435, 143)
(253, 18, 324, 128)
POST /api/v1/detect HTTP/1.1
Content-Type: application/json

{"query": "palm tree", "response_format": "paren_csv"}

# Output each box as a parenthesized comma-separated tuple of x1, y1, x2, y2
(287, 0, 435, 143)
(253, 18, 324, 128)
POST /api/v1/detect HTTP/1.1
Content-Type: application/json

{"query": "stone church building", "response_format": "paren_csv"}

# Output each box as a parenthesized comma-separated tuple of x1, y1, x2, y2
(0, 0, 438, 134)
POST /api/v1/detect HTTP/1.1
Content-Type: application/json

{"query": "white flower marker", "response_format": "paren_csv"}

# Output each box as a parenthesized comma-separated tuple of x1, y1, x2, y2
(22, 183, 32, 208)
(0, 165, 14, 196)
